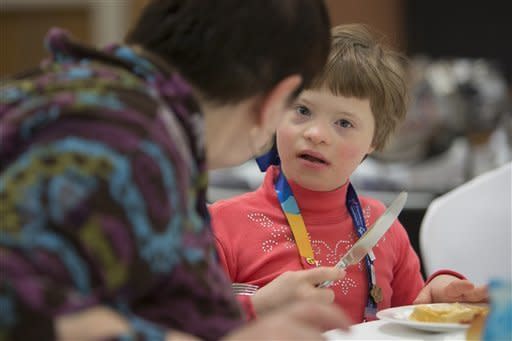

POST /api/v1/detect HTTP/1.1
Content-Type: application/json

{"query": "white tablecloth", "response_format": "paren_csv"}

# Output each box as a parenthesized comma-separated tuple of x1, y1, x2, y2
(325, 320, 466, 340)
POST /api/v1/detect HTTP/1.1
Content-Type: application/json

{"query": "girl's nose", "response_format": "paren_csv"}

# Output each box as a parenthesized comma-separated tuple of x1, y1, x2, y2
(303, 124, 329, 145)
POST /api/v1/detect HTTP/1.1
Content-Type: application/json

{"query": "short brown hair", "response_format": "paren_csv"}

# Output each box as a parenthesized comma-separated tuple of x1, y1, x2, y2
(311, 24, 408, 150)
(126, 0, 330, 105)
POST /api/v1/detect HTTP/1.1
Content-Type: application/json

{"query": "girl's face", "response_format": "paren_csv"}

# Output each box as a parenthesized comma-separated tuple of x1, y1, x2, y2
(276, 89, 375, 191)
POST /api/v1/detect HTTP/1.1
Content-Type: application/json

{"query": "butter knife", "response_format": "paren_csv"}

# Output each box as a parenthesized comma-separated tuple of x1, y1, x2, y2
(318, 191, 408, 288)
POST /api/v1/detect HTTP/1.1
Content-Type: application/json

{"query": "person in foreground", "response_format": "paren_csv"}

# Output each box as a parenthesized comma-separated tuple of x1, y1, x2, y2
(0, 1, 350, 340)
(209, 24, 488, 324)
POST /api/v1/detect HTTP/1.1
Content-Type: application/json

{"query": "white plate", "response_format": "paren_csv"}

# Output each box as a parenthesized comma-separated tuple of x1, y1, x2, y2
(376, 304, 478, 332)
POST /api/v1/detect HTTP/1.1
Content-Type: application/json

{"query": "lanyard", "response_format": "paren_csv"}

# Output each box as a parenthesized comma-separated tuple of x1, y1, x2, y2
(275, 170, 379, 321)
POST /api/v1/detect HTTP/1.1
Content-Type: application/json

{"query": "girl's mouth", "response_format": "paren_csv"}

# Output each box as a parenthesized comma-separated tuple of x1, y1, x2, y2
(298, 153, 328, 165)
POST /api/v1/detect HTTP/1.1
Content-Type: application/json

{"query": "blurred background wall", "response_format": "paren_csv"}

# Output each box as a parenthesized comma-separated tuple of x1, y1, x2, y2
(2, 0, 510, 84)
(0, 0, 144, 76)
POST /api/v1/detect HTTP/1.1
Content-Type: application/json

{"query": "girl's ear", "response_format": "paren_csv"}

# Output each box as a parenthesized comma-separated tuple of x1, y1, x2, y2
(367, 145, 376, 155)
(361, 145, 376, 163)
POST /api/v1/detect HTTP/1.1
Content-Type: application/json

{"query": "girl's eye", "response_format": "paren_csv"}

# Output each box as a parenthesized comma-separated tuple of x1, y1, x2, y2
(295, 105, 311, 117)
(336, 119, 353, 128)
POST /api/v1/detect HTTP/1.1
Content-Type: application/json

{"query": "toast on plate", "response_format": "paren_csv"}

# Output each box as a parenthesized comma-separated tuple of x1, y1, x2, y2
(409, 303, 488, 324)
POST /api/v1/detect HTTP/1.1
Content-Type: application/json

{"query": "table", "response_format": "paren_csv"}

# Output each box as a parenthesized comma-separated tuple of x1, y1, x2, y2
(324, 320, 466, 340)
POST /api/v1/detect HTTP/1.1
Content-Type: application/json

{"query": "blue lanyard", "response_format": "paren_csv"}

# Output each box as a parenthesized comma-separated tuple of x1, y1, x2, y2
(275, 170, 378, 321)
(346, 183, 378, 321)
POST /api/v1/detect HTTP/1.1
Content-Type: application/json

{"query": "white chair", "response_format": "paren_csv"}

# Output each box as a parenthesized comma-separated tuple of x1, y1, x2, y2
(420, 162, 512, 285)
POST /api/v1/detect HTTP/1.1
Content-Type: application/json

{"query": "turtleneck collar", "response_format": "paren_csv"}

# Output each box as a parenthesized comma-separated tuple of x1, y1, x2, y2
(262, 165, 351, 223)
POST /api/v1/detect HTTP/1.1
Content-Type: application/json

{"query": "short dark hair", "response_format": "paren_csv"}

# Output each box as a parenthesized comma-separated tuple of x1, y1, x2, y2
(126, 0, 331, 104)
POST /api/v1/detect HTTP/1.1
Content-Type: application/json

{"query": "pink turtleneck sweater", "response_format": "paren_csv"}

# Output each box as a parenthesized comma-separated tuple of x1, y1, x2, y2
(209, 166, 425, 324)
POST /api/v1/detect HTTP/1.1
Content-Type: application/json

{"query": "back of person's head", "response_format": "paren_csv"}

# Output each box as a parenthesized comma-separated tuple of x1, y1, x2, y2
(126, 0, 330, 105)
(311, 24, 408, 151)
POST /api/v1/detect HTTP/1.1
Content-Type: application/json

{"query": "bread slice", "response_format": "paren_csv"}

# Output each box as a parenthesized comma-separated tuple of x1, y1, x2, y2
(409, 303, 488, 324)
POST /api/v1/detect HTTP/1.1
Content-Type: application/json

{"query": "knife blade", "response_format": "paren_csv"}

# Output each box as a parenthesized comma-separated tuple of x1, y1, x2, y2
(318, 191, 408, 288)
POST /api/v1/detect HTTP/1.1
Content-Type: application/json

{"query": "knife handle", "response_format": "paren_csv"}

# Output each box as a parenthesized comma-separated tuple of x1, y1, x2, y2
(317, 280, 333, 288)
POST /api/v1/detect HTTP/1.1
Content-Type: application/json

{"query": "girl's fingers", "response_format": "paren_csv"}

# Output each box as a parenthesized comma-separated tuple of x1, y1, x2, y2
(462, 286, 489, 302)
(445, 280, 475, 299)
(445, 281, 489, 302)
(301, 267, 345, 285)
(298, 286, 336, 303)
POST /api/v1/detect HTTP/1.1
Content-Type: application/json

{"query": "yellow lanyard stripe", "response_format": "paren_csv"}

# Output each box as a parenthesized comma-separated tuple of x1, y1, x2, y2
(284, 212, 315, 261)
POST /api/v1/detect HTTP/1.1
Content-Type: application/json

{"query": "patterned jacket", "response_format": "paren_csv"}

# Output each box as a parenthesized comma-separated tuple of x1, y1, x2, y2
(0, 28, 243, 341)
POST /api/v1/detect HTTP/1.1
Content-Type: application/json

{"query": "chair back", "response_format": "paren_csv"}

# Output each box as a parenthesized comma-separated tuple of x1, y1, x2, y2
(420, 162, 512, 285)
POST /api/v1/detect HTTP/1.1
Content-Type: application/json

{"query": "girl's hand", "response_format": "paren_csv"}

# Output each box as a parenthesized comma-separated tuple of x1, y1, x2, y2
(251, 267, 345, 315)
(413, 275, 488, 304)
